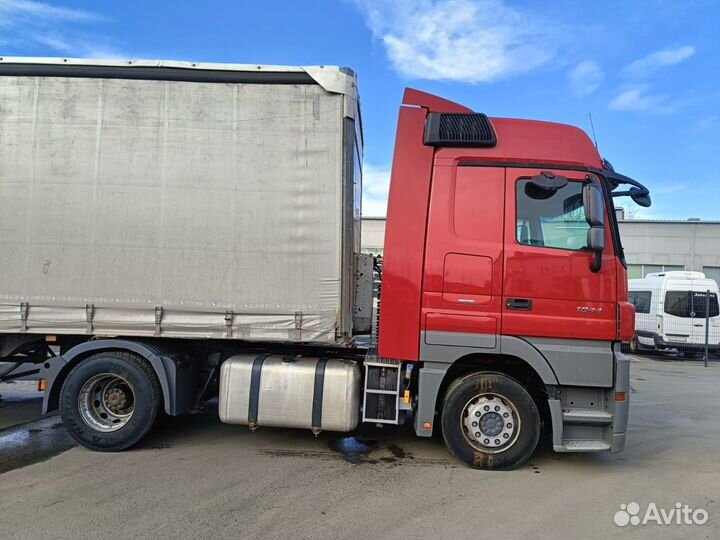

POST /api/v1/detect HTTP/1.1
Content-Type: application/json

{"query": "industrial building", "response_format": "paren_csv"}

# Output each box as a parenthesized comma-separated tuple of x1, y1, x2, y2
(361, 211, 720, 282)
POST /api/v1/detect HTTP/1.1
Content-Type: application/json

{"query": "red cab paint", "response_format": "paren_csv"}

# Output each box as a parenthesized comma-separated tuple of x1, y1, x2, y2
(378, 89, 633, 360)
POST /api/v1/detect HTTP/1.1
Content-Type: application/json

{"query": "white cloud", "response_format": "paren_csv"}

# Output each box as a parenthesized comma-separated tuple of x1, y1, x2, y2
(33, 32, 127, 58)
(356, 0, 560, 83)
(609, 46, 695, 115)
(624, 45, 695, 78)
(608, 86, 673, 114)
(0, 0, 102, 24)
(31, 33, 73, 51)
(568, 60, 604, 96)
(0, 0, 126, 58)
(362, 164, 391, 217)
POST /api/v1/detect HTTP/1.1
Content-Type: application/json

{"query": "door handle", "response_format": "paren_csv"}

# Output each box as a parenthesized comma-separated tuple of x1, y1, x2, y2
(506, 298, 532, 311)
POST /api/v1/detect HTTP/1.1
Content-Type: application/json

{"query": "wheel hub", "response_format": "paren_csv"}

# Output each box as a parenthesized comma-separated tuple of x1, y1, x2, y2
(479, 411, 504, 437)
(462, 394, 520, 453)
(105, 388, 128, 413)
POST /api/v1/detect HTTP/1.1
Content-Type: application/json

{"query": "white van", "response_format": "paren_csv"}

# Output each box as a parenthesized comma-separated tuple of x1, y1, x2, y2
(628, 271, 720, 355)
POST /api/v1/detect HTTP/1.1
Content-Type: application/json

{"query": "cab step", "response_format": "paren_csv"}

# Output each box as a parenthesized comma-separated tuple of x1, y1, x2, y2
(559, 440, 612, 452)
(362, 359, 402, 424)
(562, 409, 613, 425)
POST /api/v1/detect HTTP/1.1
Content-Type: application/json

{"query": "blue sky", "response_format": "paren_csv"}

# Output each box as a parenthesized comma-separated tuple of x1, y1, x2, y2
(2, 0, 719, 218)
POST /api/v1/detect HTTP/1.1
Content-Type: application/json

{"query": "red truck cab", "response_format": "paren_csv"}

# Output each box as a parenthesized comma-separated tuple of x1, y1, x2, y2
(376, 89, 649, 468)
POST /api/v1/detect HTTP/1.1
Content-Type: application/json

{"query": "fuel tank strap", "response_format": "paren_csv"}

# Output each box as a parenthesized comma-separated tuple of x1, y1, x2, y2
(248, 354, 270, 426)
(312, 358, 329, 430)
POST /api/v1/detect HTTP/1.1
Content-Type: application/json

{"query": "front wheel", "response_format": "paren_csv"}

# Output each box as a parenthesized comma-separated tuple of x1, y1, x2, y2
(60, 351, 162, 451)
(441, 372, 540, 470)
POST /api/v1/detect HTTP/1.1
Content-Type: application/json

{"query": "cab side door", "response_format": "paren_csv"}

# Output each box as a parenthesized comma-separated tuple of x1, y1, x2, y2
(503, 168, 617, 341)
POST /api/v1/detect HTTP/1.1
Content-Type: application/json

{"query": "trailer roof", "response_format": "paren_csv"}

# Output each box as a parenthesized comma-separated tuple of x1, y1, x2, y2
(0, 57, 358, 99)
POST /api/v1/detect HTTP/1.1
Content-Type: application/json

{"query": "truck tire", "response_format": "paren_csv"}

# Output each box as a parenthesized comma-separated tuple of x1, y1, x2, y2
(441, 372, 540, 470)
(60, 351, 162, 451)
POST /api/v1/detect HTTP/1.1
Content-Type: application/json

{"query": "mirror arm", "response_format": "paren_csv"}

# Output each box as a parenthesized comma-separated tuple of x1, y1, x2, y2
(602, 171, 651, 197)
(590, 251, 602, 273)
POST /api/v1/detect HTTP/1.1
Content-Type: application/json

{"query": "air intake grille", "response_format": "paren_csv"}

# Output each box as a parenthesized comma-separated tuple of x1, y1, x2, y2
(424, 112, 497, 148)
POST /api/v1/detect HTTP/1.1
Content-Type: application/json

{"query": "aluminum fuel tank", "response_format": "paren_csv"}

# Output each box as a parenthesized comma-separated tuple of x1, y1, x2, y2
(219, 354, 361, 432)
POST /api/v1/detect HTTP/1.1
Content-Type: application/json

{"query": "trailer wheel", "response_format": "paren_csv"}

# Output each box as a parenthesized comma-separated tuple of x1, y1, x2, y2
(441, 372, 540, 470)
(60, 351, 162, 451)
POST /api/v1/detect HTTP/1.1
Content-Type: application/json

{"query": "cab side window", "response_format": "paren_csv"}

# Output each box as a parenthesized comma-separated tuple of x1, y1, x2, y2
(516, 179, 589, 251)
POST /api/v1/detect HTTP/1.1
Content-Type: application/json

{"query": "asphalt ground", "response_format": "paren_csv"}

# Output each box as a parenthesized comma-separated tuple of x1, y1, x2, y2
(0, 354, 718, 540)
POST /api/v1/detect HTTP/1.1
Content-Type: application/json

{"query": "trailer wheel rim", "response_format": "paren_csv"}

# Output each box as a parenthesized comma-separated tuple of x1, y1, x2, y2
(78, 373, 135, 432)
(460, 393, 520, 454)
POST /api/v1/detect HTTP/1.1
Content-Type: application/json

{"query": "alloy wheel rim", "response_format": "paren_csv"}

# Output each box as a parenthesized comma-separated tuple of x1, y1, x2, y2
(460, 392, 521, 454)
(78, 373, 135, 432)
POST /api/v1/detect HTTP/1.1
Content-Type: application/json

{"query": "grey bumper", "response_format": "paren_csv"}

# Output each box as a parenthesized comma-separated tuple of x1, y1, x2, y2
(611, 346, 630, 451)
(550, 343, 629, 453)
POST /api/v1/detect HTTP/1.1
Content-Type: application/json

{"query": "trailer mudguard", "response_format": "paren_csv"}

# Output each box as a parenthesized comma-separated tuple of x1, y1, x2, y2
(42, 339, 196, 416)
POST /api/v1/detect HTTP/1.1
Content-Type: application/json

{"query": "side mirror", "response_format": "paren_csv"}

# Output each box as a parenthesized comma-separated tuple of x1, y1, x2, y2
(583, 183, 605, 273)
(583, 182, 605, 227)
(587, 227, 605, 251)
(630, 187, 652, 208)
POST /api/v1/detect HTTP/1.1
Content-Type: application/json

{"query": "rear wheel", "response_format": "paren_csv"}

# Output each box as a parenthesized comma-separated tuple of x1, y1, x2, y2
(60, 351, 162, 451)
(441, 372, 540, 470)
(629, 335, 640, 353)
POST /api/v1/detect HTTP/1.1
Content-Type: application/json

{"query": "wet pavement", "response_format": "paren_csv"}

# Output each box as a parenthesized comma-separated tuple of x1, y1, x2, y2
(0, 415, 76, 474)
(0, 356, 719, 539)
(0, 380, 77, 473)
(0, 381, 44, 430)
(328, 435, 379, 463)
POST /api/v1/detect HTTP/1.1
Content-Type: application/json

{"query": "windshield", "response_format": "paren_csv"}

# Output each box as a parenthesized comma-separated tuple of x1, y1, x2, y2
(598, 175, 626, 266)
(594, 161, 651, 269)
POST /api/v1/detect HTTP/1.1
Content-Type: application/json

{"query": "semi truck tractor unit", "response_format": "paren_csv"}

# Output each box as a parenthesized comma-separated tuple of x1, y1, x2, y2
(0, 58, 651, 469)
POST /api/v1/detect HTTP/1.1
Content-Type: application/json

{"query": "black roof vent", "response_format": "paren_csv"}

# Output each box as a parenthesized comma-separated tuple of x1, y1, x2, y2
(424, 112, 497, 148)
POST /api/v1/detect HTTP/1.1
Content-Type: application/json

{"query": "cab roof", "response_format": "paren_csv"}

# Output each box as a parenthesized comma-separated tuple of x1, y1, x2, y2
(404, 87, 603, 170)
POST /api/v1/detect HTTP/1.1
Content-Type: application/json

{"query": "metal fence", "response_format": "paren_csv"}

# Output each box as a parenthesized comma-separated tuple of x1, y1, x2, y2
(629, 283, 720, 365)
